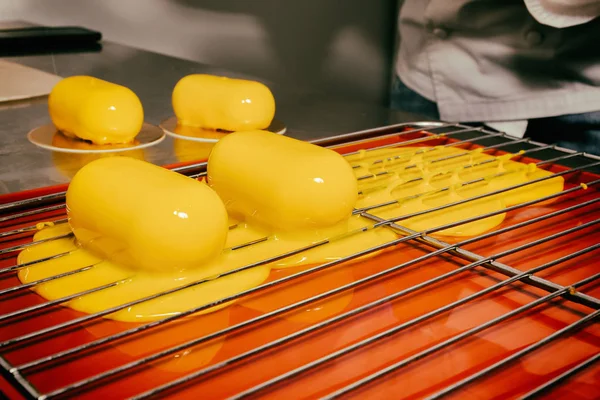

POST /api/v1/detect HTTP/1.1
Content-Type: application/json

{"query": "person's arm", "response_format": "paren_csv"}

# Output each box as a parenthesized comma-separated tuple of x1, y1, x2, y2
(524, 0, 600, 27)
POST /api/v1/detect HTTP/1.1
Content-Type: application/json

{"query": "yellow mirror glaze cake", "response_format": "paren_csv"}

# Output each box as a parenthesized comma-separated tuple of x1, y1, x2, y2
(208, 130, 358, 232)
(48, 76, 144, 144)
(67, 157, 229, 272)
(172, 74, 275, 131)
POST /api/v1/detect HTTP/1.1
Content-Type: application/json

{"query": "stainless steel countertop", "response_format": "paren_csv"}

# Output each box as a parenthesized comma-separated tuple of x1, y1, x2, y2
(0, 37, 423, 195)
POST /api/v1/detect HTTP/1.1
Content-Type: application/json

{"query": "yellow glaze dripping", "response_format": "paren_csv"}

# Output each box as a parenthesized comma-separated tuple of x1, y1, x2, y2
(48, 76, 144, 145)
(18, 230, 270, 322)
(18, 215, 388, 322)
(19, 139, 564, 323)
(172, 74, 275, 131)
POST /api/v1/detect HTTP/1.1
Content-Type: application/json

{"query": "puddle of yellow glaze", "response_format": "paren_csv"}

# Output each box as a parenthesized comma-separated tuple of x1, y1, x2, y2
(18, 214, 395, 322)
(353, 146, 563, 236)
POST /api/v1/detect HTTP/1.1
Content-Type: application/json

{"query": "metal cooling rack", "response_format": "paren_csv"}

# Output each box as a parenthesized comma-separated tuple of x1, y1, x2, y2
(0, 121, 599, 399)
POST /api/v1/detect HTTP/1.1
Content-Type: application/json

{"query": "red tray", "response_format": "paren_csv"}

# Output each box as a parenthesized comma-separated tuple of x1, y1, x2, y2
(1, 128, 599, 400)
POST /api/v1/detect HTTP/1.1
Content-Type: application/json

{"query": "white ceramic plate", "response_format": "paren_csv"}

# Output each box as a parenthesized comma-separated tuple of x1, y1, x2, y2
(28, 123, 166, 154)
(159, 116, 287, 143)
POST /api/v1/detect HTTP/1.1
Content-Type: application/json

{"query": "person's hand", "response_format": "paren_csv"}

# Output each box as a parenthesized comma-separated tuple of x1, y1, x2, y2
(525, 0, 600, 27)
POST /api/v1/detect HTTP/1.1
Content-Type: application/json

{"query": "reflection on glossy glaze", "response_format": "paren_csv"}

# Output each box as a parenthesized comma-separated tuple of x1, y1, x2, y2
(52, 134, 145, 178)
(175, 123, 229, 140)
(85, 307, 230, 373)
(240, 263, 356, 324)
(172, 74, 275, 131)
(173, 139, 215, 163)
(172, 124, 218, 162)
(18, 140, 564, 324)
(48, 76, 144, 145)
(51, 131, 141, 150)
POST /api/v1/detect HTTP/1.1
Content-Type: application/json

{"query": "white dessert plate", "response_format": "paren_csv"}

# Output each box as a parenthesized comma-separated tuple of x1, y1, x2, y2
(159, 116, 287, 143)
(28, 123, 166, 154)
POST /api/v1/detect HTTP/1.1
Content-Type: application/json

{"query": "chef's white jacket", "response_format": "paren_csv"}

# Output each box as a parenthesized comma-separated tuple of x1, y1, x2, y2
(395, 0, 600, 136)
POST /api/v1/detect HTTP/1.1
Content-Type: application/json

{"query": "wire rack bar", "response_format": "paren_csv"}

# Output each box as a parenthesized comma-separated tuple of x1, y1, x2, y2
(0, 355, 41, 400)
(453, 122, 600, 161)
(0, 251, 72, 275)
(0, 264, 97, 296)
(405, 137, 537, 167)
(0, 193, 66, 214)
(536, 152, 585, 166)
(313, 122, 457, 150)
(346, 128, 502, 159)
(518, 352, 600, 399)
(0, 204, 66, 225)
(0, 233, 73, 256)
(0, 279, 129, 323)
(0, 218, 68, 239)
